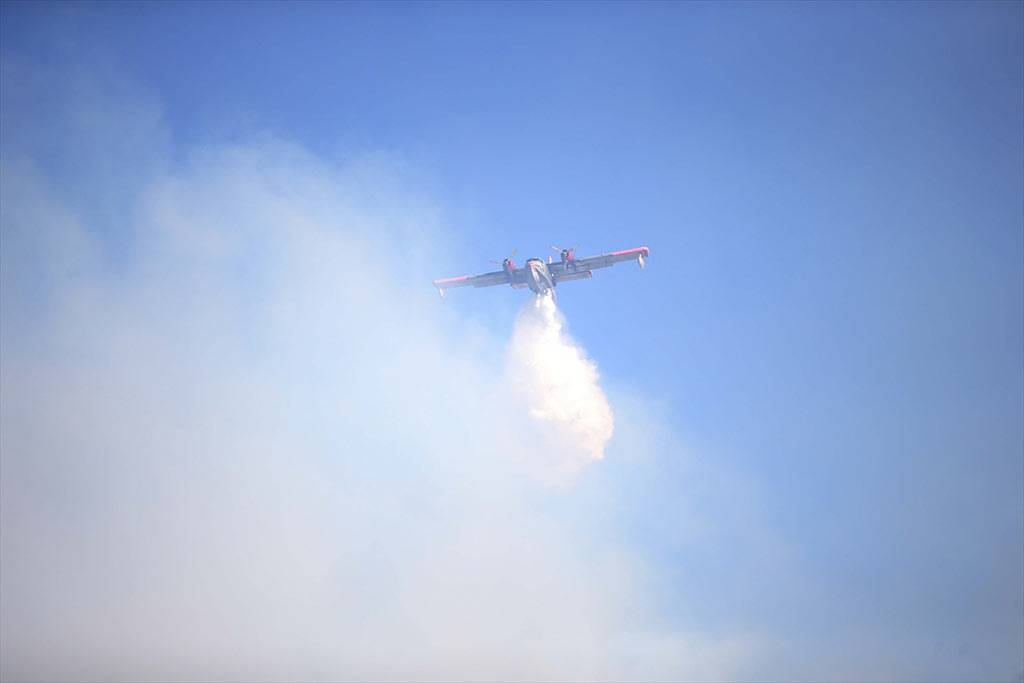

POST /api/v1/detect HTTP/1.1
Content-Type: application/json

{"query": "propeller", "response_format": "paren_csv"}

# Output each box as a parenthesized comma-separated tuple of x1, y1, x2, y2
(551, 244, 580, 253)
(489, 248, 517, 266)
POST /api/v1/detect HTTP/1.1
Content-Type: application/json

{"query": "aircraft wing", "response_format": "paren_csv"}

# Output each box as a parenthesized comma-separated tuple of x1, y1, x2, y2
(433, 269, 519, 293)
(550, 246, 649, 278)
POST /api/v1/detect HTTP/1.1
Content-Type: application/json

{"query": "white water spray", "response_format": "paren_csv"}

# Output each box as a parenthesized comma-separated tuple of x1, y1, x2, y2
(505, 293, 614, 479)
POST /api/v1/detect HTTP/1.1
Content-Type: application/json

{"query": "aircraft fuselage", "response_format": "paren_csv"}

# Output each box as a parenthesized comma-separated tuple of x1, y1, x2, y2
(523, 258, 555, 295)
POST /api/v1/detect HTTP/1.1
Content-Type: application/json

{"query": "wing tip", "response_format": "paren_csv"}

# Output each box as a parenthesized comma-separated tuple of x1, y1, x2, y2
(432, 275, 469, 286)
(610, 246, 650, 258)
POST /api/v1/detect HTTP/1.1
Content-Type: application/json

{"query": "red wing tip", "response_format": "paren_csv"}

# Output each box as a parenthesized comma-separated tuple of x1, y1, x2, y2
(610, 246, 650, 257)
(433, 275, 469, 286)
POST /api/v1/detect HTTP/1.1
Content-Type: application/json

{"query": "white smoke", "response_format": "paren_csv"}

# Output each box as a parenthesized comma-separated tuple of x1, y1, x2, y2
(0, 60, 769, 683)
(506, 292, 614, 482)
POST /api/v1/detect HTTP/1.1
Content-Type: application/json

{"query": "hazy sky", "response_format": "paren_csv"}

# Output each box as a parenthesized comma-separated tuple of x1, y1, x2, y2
(2, 2, 1022, 681)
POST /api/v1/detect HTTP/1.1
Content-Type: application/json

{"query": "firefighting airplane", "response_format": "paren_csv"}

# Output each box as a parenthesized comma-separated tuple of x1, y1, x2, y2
(433, 245, 649, 299)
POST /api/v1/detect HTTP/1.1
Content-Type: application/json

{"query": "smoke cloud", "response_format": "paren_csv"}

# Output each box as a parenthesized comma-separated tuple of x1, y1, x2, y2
(506, 293, 614, 482)
(0, 64, 749, 682)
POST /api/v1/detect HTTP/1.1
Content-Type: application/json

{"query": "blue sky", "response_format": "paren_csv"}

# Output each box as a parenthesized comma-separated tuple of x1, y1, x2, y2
(2, 2, 1022, 681)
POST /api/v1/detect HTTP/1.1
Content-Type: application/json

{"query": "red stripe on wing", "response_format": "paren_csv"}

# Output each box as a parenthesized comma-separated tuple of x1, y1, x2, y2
(433, 275, 470, 285)
(609, 246, 650, 257)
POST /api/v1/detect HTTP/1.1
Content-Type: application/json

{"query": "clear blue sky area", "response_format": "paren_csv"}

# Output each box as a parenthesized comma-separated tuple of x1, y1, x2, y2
(2, 1, 1022, 679)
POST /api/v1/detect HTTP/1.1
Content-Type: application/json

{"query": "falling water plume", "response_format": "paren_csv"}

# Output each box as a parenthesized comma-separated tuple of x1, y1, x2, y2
(505, 293, 614, 480)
